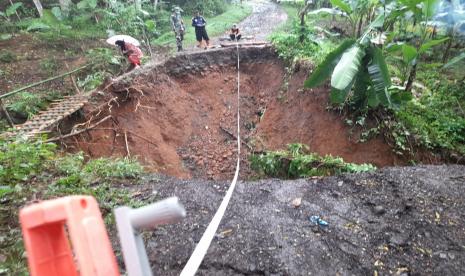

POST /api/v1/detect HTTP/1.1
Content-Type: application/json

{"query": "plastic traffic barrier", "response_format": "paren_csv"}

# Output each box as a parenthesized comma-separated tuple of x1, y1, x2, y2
(19, 196, 120, 276)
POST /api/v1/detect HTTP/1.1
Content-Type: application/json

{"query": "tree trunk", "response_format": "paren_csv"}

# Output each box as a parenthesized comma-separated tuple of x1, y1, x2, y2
(299, 3, 312, 43)
(405, 63, 417, 92)
(32, 0, 43, 17)
(299, 12, 306, 43)
(357, 13, 364, 38)
(59, 0, 72, 17)
(442, 36, 453, 63)
(153, 0, 158, 11)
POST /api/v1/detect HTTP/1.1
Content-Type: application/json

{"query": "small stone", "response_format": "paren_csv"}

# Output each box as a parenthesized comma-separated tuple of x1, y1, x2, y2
(374, 205, 386, 215)
(439, 252, 447, 259)
(448, 253, 455, 260)
(389, 233, 409, 246)
(337, 181, 343, 187)
(291, 197, 302, 208)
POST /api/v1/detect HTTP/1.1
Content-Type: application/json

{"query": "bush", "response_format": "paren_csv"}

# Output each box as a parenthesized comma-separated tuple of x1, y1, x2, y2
(0, 137, 145, 275)
(6, 91, 62, 119)
(0, 138, 56, 185)
(271, 21, 337, 64)
(395, 77, 465, 154)
(250, 143, 376, 178)
(0, 50, 16, 63)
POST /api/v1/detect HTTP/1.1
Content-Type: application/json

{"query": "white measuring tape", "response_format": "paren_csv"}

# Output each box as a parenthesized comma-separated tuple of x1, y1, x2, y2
(180, 41, 242, 276)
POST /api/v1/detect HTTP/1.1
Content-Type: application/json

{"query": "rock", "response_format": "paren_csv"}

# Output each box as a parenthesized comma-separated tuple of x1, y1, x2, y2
(373, 205, 386, 215)
(389, 233, 409, 246)
(337, 181, 343, 187)
(291, 198, 302, 208)
(439, 252, 448, 259)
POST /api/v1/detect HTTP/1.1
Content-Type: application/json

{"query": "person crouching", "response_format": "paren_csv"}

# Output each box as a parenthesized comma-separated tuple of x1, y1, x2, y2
(115, 40, 143, 72)
(230, 24, 242, 41)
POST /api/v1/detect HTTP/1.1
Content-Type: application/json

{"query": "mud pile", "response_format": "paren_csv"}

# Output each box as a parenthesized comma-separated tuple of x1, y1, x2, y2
(65, 46, 403, 179)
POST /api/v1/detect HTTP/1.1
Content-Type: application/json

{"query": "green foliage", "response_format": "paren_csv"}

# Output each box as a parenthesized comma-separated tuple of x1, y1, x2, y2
(26, 21, 51, 32)
(39, 58, 59, 76)
(270, 17, 340, 66)
(0, 137, 144, 275)
(5, 2, 23, 18)
(0, 138, 56, 184)
(443, 52, 465, 69)
(84, 158, 144, 179)
(0, 50, 16, 63)
(331, 45, 364, 91)
(6, 91, 62, 119)
(395, 72, 465, 154)
(77, 0, 98, 10)
(250, 143, 376, 178)
(0, 33, 12, 40)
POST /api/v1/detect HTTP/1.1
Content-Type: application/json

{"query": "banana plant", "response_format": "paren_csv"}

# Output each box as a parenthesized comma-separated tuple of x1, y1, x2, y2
(304, 14, 404, 109)
(386, 0, 449, 91)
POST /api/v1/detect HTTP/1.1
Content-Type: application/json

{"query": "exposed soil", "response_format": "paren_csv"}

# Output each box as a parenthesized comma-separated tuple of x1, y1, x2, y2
(110, 165, 465, 275)
(0, 34, 91, 93)
(63, 46, 405, 180)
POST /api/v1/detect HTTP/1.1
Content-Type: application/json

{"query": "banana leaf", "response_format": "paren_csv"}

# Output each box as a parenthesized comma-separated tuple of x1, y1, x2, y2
(367, 46, 391, 106)
(304, 39, 356, 88)
(331, 45, 365, 91)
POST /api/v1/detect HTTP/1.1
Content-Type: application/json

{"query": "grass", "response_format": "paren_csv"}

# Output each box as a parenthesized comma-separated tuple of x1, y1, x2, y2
(0, 138, 145, 275)
(153, 3, 253, 47)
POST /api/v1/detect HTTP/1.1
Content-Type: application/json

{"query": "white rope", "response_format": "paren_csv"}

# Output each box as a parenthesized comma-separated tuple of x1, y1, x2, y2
(180, 41, 241, 276)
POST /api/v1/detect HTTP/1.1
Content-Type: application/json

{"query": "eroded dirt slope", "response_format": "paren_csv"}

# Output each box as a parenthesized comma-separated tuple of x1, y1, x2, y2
(64, 47, 403, 180)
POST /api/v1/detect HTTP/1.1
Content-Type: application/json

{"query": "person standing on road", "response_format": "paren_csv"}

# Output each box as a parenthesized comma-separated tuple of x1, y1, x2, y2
(171, 6, 185, 52)
(192, 11, 210, 49)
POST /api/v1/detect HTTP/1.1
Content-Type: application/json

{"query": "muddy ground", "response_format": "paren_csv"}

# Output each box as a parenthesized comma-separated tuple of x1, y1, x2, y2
(109, 165, 465, 275)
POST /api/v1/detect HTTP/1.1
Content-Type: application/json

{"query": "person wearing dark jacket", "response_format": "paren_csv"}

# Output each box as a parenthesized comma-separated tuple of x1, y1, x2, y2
(192, 11, 210, 49)
(230, 24, 242, 41)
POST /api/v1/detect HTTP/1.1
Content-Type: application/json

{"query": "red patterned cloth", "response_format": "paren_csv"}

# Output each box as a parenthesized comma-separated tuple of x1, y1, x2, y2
(124, 42, 143, 66)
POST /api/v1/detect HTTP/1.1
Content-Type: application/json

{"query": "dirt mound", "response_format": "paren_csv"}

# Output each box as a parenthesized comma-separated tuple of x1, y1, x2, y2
(114, 165, 465, 275)
(64, 46, 403, 179)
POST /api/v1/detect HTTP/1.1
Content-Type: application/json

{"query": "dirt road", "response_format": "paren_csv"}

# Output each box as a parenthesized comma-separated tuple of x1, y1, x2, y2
(219, 0, 287, 42)
(197, 0, 287, 50)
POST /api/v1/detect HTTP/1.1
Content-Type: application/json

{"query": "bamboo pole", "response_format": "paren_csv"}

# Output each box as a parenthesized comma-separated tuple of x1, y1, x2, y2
(0, 64, 89, 100)
(0, 99, 14, 127)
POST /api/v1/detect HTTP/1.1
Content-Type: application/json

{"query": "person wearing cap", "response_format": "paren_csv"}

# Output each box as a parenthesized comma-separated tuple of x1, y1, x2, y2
(230, 24, 242, 41)
(192, 10, 210, 49)
(115, 40, 143, 72)
(171, 6, 185, 52)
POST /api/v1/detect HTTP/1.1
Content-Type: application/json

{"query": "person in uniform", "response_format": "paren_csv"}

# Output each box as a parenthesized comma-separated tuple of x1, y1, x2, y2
(229, 24, 242, 41)
(192, 11, 210, 49)
(170, 6, 185, 52)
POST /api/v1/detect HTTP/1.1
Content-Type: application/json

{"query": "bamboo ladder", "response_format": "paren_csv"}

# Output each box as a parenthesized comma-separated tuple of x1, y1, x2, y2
(0, 65, 90, 139)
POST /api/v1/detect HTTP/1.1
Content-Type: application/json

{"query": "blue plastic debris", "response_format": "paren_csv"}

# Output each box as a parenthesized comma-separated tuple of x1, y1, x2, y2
(309, 215, 329, 227)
